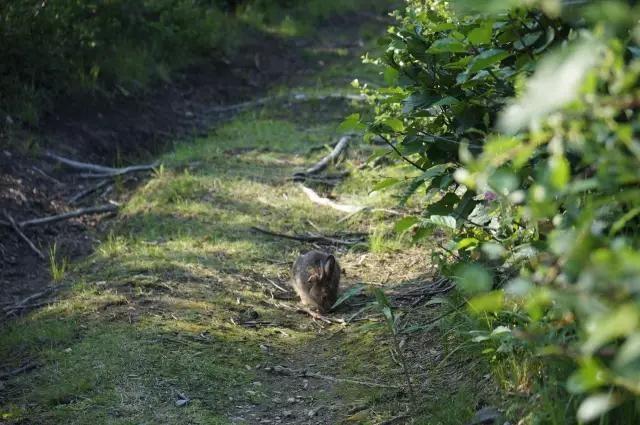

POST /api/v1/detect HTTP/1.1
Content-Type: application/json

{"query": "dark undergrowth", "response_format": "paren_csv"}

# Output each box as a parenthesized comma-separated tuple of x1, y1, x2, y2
(0, 0, 386, 128)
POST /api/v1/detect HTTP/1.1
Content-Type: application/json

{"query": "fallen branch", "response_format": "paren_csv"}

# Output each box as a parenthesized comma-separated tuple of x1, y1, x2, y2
(19, 204, 118, 228)
(0, 362, 38, 380)
(290, 172, 350, 186)
(251, 226, 364, 246)
(79, 163, 159, 178)
(390, 277, 455, 307)
(298, 185, 363, 213)
(293, 135, 352, 180)
(3, 211, 44, 259)
(68, 180, 111, 204)
(45, 151, 114, 173)
(45, 152, 159, 178)
(265, 278, 288, 293)
(32, 166, 63, 185)
(3, 286, 57, 312)
(297, 307, 345, 324)
(299, 185, 404, 219)
(265, 365, 401, 389)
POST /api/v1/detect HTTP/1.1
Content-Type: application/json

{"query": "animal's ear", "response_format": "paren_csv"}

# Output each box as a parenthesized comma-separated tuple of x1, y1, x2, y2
(322, 255, 335, 279)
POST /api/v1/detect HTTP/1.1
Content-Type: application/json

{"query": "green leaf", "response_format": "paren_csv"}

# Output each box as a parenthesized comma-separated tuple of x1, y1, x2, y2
(455, 237, 479, 251)
(467, 49, 510, 73)
(614, 333, 640, 369)
(383, 67, 399, 85)
(481, 242, 506, 260)
(427, 37, 468, 53)
(454, 263, 492, 294)
(567, 358, 608, 394)
(432, 96, 460, 107)
(395, 216, 419, 233)
(412, 226, 431, 242)
(339, 113, 366, 132)
(583, 304, 640, 354)
(427, 215, 457, 230)
(382, 117, 405, 132)
(548, 155, 570, 189)
(514, 31, 542, 49)
(431, 22, 456, 32)
(371, 287, 391, 308)
(491, 325, 511, 335)
(468, 290, 504, 313)
(372, 177, 400, 192)
(609, 207, 640, 236)
(467, 22, 493, 45)
(402, 93, 436, 113)
(488, 169, 519, 194)
(331, 284, 365, 310)
(426, 192, 460, 216)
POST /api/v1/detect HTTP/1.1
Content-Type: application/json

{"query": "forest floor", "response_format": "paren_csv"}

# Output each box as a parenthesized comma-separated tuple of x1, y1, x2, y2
(0, 8, 501, 425)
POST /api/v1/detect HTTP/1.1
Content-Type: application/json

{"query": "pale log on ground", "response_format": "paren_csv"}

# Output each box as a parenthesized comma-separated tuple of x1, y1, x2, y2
(45, 152, 159, 178)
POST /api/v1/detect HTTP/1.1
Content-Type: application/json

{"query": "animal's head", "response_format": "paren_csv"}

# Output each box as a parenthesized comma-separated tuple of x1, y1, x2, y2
(307, 254, 337, 312)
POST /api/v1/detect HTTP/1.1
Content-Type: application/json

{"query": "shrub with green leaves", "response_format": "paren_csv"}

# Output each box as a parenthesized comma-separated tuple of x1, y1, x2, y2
(361, 0, 640, 422)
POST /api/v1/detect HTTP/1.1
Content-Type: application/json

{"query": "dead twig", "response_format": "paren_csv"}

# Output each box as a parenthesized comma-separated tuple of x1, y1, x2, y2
(293, 135, 352, 180)
(3, 211, 44, 259)
(45, 152, 119, 173)
(297, 307, 345, 324)
(18, 204, 118, 228)
(390, 277, 455, 307)
(0, 362, 39, 380)
(45, 152, 159, 178)
(32, 166, 62, 185)
(251, 226, 364, 246)
(265, 278, 289, 293)
(265, 365, 401, 389)
(3, 287, 57, 313)
(68, 180, 111, 204)
(290, 172, 349, 186)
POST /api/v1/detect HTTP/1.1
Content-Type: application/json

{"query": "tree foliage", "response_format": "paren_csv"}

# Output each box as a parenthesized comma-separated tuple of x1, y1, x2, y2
(362, 0, 640, 421)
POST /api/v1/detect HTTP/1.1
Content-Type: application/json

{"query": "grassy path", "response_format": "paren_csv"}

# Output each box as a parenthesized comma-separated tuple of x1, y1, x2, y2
(1, 13, 498, 425)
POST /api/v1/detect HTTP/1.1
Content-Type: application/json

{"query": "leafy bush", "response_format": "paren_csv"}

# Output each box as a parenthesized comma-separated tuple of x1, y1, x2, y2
(361, 0, 640, 422)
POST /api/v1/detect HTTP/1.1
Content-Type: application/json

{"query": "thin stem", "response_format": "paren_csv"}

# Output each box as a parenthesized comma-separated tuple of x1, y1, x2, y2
(379, 134, 425, 171)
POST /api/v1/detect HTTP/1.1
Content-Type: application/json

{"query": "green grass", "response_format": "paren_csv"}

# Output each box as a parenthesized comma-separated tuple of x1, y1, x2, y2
(48, 243, 68, 283)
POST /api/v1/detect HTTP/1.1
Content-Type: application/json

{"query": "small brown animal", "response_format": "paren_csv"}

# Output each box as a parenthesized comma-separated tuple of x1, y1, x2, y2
(291, 250, 340, 313)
